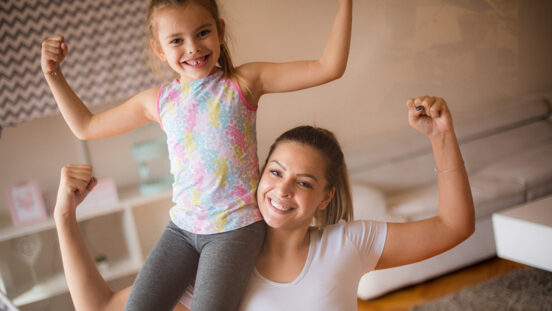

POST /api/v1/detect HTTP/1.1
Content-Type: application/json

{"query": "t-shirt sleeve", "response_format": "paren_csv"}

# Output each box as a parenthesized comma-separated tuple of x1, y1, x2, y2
(344, 220, 387, 273)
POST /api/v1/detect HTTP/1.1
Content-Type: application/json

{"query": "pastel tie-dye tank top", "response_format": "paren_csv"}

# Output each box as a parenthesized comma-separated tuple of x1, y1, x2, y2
(157, 70, 262, 234)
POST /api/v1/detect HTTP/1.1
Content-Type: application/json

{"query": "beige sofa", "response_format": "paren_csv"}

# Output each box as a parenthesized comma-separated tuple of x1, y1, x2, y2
(347, 94, 552, 300)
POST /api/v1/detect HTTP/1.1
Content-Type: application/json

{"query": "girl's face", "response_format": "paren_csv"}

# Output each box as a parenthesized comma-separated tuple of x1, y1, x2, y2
(151, 3, 224, 82)
(257, 141, 335, 231)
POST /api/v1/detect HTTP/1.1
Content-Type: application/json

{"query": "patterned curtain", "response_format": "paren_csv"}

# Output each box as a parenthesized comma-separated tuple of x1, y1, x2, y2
(0, 0, 161, 133)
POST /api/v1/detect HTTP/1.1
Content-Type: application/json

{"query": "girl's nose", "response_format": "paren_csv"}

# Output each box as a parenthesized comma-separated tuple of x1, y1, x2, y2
(187, 41, 200, 54)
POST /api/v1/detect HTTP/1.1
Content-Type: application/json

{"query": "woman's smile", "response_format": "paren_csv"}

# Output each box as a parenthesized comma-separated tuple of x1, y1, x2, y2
(268, 197, 294, 213)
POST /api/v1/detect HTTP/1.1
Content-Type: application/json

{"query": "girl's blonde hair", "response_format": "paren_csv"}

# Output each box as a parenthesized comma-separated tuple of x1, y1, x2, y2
(145, 0, 239, 81)
(260, 126, 354, 228)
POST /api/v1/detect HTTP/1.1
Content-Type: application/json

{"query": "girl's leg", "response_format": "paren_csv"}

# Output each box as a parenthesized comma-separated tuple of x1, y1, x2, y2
(191, 221, 266, 311)
(124, 221, 199, 311)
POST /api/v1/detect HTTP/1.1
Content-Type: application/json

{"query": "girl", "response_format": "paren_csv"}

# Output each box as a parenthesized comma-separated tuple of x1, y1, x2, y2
(53, 96, 474, 310)
(42, 0, 353, 310)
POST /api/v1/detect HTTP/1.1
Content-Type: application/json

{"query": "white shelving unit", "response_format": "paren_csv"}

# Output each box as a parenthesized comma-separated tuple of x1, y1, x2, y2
(0, 186, 173, 308)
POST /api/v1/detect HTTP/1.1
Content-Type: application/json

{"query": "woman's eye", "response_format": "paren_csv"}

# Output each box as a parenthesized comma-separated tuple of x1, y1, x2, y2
(269, 170, 281, 177)
(298, 181, 312, 189)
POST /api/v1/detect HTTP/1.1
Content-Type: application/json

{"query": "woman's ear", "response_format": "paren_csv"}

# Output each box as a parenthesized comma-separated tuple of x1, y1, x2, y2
(218, 18, 226, 44)
(317, 187, 336, 211)
(150, 39, 166, 61)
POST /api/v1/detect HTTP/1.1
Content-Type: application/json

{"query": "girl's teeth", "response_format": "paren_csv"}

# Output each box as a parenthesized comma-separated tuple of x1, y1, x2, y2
(186, 57, 205, 66)
(271, 199, 291, 211)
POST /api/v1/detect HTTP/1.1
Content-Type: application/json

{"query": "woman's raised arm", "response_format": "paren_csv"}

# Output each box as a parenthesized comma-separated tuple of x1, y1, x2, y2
(54, 165, 130, 311)
(54, 165, 190, 310)
(375, 96, 475, 270)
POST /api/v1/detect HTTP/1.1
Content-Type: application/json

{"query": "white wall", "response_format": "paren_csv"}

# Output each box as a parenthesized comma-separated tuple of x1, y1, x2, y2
(1, 0, 551, 218)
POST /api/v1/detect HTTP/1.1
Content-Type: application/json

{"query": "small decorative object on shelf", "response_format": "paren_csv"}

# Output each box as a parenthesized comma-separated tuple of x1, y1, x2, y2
(11, 233, 42, 285)
(95, 255, 109, 273)
(0, 290, 19, 311)
(131, 123, 172, 195)
(6, 180, 47, 226)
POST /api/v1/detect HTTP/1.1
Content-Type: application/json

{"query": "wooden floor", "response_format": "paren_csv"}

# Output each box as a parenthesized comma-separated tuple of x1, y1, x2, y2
(357, 257, 526, 311)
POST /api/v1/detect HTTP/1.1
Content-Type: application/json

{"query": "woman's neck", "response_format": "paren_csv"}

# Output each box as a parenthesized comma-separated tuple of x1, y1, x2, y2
(265, 226, 310, 254)
(255, 226, 311, 283)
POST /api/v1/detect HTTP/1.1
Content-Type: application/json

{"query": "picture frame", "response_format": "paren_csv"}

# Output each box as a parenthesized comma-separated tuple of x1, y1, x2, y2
(6, 180, 47, 226)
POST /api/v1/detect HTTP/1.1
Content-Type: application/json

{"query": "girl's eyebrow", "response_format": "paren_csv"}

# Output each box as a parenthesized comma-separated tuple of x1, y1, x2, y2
(165, 23, 213, 39)
(269, 160, 319, 183)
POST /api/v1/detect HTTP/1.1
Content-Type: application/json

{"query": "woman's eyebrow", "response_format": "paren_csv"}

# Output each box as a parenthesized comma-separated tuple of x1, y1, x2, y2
(269, 160, 319, 183)
(298, 173, 318, 183)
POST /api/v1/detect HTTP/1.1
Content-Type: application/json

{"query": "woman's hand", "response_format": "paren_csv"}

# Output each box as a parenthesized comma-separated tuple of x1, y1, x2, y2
(54, 164, 96, 220)
(406, 96, 454, 137)
(41, 35, 68, 74)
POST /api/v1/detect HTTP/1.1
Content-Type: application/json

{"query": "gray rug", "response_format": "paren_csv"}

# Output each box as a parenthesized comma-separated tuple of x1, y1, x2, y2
(411, 267, 552, 311)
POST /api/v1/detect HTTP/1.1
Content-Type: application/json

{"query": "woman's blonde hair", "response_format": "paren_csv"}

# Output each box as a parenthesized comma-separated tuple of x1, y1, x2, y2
(145, 0, 239, 81)
(261, 126, 354, 228)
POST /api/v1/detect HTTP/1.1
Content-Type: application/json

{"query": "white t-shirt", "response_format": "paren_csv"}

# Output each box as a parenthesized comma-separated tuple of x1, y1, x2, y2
(238, 220, 387, 311)
(179, 220, 386, 310)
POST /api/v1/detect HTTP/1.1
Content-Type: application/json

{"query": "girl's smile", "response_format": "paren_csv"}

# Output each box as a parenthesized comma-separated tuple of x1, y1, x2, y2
(182, 54, 211, 68)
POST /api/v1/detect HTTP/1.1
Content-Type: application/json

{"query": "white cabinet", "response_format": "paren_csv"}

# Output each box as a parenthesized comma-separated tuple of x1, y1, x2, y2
(0, 186, 173, 309)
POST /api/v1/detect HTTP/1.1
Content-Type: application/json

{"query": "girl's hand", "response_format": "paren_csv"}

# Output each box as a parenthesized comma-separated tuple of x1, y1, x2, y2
(406, 96, 454, 137)
(41, 35, 68, 74)
(54, 164, 96, 219)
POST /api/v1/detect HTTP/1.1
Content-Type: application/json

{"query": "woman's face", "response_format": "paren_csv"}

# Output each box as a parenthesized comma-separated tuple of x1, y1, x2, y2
(257, 141, 334, 231)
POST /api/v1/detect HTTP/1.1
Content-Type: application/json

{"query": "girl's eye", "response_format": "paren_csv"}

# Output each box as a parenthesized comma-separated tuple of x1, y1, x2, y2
(269, 170, 281, 177)
(298, 181, 312, 189)
(170, 38, 183, 45)
(197, 30, 210, 38)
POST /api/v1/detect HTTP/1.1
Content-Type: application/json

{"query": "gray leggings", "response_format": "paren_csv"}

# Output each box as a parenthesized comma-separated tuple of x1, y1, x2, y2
(124, 220, 266, 311)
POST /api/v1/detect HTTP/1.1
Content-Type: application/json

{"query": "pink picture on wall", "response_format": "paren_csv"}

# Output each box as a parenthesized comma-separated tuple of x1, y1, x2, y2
(6, 180, 47, 226)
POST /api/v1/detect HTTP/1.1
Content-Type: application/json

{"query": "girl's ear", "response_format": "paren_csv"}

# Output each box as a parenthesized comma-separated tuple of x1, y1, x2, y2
(150, 39, 166, 61)
(317, 187, 335, 211)
(218, 18, 226, 44)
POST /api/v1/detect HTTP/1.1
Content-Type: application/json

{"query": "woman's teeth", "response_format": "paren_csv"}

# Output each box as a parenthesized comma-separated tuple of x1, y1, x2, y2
(270, 198, 292, 212)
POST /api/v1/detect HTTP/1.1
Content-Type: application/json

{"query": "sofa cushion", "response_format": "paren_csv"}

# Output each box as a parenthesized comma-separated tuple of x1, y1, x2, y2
(453, 97, 550, 142)
(387, 174, 526, 221)
(350, 181, 402, 222)
(460, 121, 552, 174)
(476, 143, 552, 200)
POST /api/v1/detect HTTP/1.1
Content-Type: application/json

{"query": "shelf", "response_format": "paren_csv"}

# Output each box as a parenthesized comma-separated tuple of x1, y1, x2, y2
(12, 257, 141, 307)
(1, 184, 173, 308)
(0, 186, 172, 242)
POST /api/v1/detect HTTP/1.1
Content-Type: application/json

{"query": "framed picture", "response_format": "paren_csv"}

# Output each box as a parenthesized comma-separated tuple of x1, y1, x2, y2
(6, 180, 47, 226)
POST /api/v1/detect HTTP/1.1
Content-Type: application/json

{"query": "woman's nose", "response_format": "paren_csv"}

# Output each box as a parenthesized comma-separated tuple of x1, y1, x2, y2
(276, 179, 293, 197)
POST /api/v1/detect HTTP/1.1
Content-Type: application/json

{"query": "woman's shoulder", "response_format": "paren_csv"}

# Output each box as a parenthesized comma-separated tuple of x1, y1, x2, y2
(317, 220, 386, 247)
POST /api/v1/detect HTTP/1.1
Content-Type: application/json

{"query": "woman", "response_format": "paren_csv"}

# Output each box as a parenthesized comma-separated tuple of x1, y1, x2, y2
(54, 95, 474, 310)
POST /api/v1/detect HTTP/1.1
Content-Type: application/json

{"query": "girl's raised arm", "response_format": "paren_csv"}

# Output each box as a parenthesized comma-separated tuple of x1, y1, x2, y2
(238, 0, 352, 98)
(42, 36, 158, 140)
(375, 96, 475, 270)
